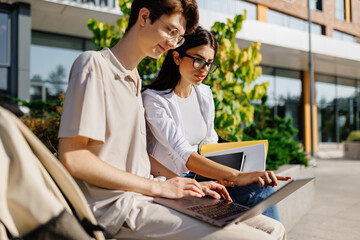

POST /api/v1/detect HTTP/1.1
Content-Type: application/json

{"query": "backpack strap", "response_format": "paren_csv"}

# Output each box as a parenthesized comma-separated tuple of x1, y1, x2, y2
(80, 218, 113, 239)
(0, 220, 21, 240)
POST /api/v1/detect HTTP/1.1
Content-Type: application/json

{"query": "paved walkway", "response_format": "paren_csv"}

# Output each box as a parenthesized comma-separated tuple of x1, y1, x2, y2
(288, 143, 360, 240)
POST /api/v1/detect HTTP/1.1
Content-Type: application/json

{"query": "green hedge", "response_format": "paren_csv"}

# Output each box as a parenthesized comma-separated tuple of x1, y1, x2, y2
(347, 131, 360, 142)
(243, 97, 308, 170)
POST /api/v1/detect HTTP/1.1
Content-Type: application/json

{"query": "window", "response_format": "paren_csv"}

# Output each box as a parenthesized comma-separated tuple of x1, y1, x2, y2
(337, 78, 357, 100)
(335, 0, 346, 20)
(229, 0, 257, 20)
(0, 68, 7, 90)
(267, 9, 323, 35)
(276, 68, 303, 141)
(0, 12, 9, 91)
(197, 0, 206, 8)
(310, 0, 323, 11)
(332, 30, 357, 43)
(336, 77, 357, 141)
(30, 31, 96, 100)
(199, 0, 257, 20)
(316, 74, 359, 142)
(0, 12, 9, 65)
(316, 74, 336, 105)
(275, 69, 302, 103)
(207, 0, 228, 14)
(255, 66, 303, 141)
(316, 74, 336, 142)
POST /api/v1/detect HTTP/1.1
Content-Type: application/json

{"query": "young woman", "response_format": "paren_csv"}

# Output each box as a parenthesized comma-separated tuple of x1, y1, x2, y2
(143, 26, 288, 221)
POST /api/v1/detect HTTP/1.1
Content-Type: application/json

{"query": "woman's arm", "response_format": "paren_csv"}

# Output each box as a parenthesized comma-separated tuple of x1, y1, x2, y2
(186, 152, 238, 182)
(186, 152, 290, 188)
(58, 136, 205, 199)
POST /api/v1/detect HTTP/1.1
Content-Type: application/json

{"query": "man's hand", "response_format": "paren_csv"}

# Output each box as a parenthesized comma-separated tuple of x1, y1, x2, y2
(234, 171, 291, 188)
(199, 181, 232, 201)
(154, 177, 205, 199)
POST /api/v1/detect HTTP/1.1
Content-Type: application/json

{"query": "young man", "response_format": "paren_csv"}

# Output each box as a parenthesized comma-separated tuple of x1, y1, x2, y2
(58, 0, 286, 239)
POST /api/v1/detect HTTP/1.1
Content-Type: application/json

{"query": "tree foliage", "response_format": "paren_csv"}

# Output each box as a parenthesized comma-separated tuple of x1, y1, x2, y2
(205, 13, 268, 141)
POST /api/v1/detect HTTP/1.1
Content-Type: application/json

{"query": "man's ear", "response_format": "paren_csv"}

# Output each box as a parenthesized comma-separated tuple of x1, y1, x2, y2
(172, 51, 181, 65)
(138, 8, 150, 27)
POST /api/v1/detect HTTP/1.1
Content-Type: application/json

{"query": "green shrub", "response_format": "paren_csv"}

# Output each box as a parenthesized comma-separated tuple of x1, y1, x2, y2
(346, 131, 360, 142)
(243, 96, 308, 170)
(19, 94, 64, 157)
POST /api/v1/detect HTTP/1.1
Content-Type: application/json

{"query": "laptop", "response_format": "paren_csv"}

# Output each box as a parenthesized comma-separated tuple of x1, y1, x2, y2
(191, 151, 246, 181)
(154, 177, 314, 227)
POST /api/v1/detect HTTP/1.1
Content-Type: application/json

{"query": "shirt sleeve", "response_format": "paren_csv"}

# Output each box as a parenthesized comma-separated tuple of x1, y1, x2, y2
(201, 86, 218, 145)
(142, 91, 195, 171)
(58, 53, 106, 142)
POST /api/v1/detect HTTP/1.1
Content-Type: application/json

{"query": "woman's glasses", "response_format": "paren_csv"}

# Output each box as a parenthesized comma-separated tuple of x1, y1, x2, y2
(183, 53, 219, 74)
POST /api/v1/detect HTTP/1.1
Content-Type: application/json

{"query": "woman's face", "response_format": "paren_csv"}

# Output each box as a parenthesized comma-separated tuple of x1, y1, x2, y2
(175, 44, 215, 86)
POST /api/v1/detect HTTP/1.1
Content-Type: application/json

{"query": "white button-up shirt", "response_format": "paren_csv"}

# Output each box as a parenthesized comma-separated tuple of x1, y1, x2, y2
(142, 84, 218, 174)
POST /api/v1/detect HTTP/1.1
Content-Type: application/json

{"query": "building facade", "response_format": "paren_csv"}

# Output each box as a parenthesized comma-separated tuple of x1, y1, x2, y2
(1, 0, 359, 152)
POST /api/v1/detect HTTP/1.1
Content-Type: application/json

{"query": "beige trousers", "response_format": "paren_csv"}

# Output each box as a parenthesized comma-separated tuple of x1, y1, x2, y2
(114, 196, 286, 240)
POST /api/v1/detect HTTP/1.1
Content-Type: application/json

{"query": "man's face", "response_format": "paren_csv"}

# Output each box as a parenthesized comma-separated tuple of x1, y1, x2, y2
(141, 13, 187, 59)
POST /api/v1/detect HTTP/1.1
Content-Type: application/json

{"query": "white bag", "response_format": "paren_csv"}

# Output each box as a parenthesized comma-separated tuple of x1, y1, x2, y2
(0, 107, 106, 240)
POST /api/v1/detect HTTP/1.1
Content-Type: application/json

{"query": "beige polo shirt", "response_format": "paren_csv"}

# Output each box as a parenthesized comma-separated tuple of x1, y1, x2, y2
(58, 47, 151, 235)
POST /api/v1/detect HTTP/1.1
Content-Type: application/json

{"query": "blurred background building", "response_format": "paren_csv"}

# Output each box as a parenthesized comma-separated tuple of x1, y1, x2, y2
(0, 0, 359, 152)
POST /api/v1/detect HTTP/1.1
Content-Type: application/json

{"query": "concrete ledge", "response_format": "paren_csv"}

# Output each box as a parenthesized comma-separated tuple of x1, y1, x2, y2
(275, 164, 316, 231)
(343, 142, 360, 160)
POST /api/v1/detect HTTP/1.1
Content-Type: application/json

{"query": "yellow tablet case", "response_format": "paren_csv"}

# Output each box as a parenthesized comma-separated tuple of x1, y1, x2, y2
(200, 140, 269, 156)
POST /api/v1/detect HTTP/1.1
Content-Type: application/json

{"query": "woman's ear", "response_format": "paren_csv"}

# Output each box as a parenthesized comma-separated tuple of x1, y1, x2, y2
(172, 51, 181, 65)
(138, 8, 150, 27)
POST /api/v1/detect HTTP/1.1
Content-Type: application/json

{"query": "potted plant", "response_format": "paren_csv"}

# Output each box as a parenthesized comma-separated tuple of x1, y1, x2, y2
(343, 131, 360, 160)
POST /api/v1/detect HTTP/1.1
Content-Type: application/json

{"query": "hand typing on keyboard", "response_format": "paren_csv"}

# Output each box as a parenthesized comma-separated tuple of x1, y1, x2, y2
(199, 181, 232, 201)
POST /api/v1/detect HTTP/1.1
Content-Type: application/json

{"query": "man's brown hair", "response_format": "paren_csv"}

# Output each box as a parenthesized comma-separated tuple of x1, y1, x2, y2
(126, 0, 199, 35)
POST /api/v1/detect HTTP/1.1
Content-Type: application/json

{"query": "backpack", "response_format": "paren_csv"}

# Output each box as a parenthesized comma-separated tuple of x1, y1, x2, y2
(0, 107, 107, 240)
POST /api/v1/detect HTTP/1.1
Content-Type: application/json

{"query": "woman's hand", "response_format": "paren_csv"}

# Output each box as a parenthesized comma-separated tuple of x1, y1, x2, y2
(154, 177, 205, 199)
(199, 181, 232, 201)
(234, 171, 291, 188)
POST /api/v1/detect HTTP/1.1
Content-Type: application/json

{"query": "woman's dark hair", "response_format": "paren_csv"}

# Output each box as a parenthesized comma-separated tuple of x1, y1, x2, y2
(144, 26, 218, 93)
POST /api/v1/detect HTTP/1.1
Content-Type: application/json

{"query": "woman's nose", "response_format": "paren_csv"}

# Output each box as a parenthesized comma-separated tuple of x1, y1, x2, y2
(201, 64, 211, 72)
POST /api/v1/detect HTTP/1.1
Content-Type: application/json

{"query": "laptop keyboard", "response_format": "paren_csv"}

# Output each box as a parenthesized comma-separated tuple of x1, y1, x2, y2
(187, 201, 248, 220)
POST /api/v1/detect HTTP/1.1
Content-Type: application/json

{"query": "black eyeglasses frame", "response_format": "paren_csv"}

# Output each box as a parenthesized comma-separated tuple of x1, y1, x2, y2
(183, 53, 219, 74)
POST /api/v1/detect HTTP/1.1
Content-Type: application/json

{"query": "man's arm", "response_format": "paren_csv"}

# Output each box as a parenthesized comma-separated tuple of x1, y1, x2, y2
(58, 136, 205, 199)
(148, 152, 232, 201)
(148, 153, 178, 179)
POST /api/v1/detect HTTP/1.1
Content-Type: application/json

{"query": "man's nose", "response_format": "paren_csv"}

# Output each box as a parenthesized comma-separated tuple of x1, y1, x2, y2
(166, 38, 177, 49)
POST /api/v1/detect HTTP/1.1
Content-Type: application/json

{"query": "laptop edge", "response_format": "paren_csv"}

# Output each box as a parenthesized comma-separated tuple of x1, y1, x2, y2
(154, 177, 314, 227)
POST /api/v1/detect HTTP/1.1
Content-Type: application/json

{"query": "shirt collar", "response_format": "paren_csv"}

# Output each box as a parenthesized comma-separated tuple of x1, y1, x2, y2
(100, 47, 130, 80)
